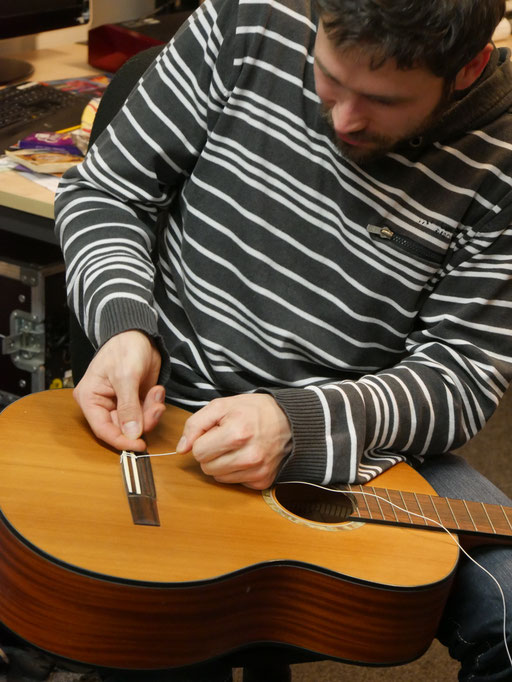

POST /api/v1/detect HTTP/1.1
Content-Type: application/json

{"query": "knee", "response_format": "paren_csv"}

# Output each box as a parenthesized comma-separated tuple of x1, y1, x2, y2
(437, 545, 512, 679)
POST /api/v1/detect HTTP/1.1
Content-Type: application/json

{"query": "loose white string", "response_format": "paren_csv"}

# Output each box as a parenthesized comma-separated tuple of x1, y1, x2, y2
(343, 488, 512, 669)
(120, 450, 179, 460)
(119, 451, 178, 493)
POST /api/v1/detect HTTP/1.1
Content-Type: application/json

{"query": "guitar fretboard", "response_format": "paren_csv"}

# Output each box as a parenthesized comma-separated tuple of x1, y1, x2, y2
(347, 486, 512, 540)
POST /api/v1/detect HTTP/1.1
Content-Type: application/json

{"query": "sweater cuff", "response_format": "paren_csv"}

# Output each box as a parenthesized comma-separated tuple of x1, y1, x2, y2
(258, 387, 329, 482)
(98, 298, 159, 343)
(96, 298, 172, 385)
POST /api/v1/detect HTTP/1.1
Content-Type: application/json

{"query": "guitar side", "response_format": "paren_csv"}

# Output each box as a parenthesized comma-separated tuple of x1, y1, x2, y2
(0, 389, 459, 670)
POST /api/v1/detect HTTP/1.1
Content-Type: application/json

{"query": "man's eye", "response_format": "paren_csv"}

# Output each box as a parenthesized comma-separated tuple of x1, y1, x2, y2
(319, 70, 337, 85)
(369, 97, 394, 106)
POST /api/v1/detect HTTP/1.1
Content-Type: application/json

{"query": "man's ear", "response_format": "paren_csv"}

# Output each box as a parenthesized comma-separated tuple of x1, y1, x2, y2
(454, 43, 493, 91)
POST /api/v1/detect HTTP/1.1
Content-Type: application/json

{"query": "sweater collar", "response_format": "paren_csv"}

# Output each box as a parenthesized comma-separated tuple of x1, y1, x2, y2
(402, 46, 512, 150)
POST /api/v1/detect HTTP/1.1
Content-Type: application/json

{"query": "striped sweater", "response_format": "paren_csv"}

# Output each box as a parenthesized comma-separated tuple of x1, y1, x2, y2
(55, 0, 512, 485)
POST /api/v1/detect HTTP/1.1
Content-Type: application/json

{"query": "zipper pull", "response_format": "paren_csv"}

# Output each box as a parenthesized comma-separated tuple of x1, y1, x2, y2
(367, 224, 394, 240)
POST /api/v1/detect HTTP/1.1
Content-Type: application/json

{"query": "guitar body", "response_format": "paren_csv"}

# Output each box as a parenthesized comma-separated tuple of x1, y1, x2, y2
(0, 389, 459, 670)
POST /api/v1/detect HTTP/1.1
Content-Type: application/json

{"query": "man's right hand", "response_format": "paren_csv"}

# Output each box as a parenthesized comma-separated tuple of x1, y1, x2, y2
(73, 330, 166, 452)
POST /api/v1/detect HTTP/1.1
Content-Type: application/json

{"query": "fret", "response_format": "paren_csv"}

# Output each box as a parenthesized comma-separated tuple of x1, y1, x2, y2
(431, 497, 459, 531)
(432, 497, 444, 526)
(374, 493, 386, 520)
(350, 502, 363, 519)
(445, 498, 483, 533)
(481, 503, 496, 534)
(410, 492, 429, 526)
(392, 490, 427, 526)
(501, 505, 512, 532)
(400, 490, 417, 523)
(413, 494, 433, 527)
(385, 489, 400, 523)
(445, 499, 461, 529)
(484, 503, 512, 536)
(416, 494, 444, 528)
(385, 489, 414, 524)
(463, 500, 494, 534)
(404, 493, 428, 526)
(396, 491, 406, 520)
(363, 487, 382, 520)
(463, 500, 478, 531)
(362, 487, 373, 519)
(372, 488, 399, 522)
(456, 499, 479, 532)
(349, 485, 369, 519)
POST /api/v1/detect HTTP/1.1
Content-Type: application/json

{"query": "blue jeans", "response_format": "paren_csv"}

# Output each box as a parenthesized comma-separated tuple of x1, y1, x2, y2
(417, 454, 512, 681)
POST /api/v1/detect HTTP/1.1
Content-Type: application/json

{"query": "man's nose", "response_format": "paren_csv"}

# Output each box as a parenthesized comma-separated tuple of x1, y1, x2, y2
(331, 99, 367, 135)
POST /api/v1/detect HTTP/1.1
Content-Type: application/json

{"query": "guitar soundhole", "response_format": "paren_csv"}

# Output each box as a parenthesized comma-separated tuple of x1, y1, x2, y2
(273, 483, 356, 524)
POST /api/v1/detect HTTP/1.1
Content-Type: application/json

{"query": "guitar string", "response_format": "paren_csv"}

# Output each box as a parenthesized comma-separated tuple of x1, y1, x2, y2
(121, 451, 178, 459)
(118, 452, 511, 668)
(119, 452, 178, 495)
(344, 489, 512, 669)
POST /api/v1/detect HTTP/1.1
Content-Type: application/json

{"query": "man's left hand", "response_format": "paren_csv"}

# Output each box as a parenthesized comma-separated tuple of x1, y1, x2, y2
(177, 394, 292, 489)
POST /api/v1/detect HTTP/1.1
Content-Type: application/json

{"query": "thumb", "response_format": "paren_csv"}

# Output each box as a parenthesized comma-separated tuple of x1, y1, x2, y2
(115, 380, 144, 441)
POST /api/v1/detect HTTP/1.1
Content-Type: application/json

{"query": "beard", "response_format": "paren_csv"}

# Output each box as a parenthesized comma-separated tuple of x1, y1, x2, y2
(321, 83, 454, 164)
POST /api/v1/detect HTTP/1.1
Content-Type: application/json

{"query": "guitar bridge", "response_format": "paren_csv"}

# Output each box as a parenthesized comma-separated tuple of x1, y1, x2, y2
(120, 451, 160, 526)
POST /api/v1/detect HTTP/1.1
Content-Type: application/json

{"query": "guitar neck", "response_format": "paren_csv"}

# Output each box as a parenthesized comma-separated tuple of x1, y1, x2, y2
(346, 485, 512, 545)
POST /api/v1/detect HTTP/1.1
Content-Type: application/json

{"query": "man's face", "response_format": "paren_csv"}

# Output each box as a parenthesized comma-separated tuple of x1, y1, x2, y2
(314, 20, 452, 163)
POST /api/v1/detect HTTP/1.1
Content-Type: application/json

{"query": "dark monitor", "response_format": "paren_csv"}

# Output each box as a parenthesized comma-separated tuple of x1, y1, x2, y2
(0, 1, 90, 85)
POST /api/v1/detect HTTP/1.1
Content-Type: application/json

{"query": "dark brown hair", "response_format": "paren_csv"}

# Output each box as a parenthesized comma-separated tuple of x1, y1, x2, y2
(314, 0, 506, 78)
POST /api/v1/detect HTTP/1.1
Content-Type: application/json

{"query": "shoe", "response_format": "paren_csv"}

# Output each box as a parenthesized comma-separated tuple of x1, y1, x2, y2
(3, 646, 55, 681)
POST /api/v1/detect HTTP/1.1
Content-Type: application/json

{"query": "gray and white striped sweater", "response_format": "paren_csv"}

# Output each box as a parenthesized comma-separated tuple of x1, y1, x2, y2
(55, 0, 512, 485)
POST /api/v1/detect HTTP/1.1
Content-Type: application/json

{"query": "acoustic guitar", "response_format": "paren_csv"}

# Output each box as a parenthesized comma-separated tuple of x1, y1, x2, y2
(0, 389, 510, 671)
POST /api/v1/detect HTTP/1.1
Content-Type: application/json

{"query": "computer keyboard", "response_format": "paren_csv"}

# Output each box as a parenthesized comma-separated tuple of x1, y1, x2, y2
(0, 82, 91, 154)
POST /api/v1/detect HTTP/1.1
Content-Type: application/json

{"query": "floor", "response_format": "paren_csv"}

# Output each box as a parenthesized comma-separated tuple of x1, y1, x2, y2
(0, 640, 460, 682)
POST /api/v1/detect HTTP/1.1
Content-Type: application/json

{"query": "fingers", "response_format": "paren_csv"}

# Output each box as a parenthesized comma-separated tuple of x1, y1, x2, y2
(176, 399, 227, 455)
(79, 398, 148, 452)
(178, 395, 292, 489)
(73, 330, 164, 451)
(79, 394, 166, 454)
(114, 376, 165, 439)
(200, 453, 276, 490)
(142, 385, 167, 433)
